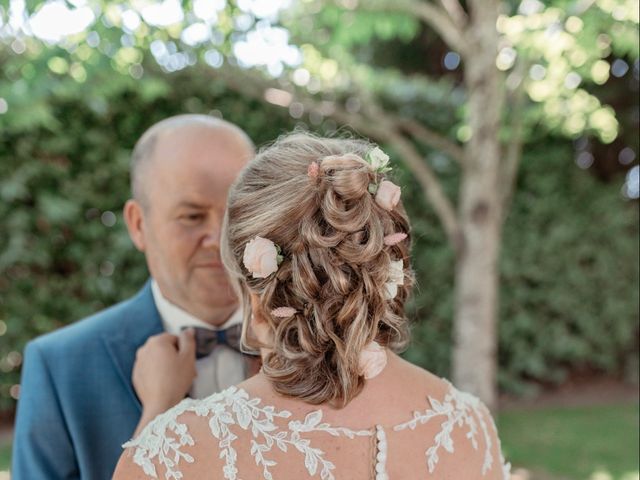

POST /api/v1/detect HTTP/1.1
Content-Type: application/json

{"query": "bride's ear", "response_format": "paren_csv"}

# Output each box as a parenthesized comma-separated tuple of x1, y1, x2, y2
(249, 293, 272, 345)
(249, 293, 267, 325)
(124, 199, 146, 252)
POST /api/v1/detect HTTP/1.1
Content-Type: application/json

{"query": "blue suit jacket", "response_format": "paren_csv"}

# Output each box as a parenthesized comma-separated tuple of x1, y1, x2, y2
(12, 282, 164, 480)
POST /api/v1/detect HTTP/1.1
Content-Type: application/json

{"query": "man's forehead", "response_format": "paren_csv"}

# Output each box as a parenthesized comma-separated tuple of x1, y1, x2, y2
(143, 129, 248, 205)
(149, 178, 229, 211)
(154, 126, 252, 167)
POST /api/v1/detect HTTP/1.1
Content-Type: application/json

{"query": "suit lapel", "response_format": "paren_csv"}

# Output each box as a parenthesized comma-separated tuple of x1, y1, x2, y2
(102, 281, 164, 413)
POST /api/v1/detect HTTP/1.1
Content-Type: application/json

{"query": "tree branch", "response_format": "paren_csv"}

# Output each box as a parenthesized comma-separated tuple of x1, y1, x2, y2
(340, 76, 465, 166)
(437, 0, 468, 29)
(380, 126, 461, 245)
(409, 1, 469, 56)
(498, 66, 528, 221)
(393, 115, 465, 165)
(571, 0, 597, 16)
(357, 0, 469, 56)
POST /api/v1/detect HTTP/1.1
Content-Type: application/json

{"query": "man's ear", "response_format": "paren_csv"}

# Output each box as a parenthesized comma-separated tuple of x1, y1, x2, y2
(123, 199, 146, 252)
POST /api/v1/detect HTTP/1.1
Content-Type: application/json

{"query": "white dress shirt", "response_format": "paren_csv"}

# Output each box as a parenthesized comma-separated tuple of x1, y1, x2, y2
(151, 281, 246, 399)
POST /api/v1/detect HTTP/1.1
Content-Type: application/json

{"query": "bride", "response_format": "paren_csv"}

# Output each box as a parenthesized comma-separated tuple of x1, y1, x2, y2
(114, 133, 510, 479)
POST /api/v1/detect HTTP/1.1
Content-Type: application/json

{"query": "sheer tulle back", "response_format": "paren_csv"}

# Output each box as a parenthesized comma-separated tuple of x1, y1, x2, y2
(119, 356, 510, 480)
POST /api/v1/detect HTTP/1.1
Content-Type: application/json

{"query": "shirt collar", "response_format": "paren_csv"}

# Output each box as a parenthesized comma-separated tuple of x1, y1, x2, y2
(151, 280, 243, 336)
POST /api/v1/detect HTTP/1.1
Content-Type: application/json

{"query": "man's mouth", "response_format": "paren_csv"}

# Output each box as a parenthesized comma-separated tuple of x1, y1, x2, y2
(195, 260, 224, 269)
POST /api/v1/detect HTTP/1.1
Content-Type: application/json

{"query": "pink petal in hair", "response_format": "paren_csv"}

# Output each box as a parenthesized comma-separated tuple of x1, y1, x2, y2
(384, 232, 407, 246)
(307, 161, 319, 178)
(271, 307, 297, 318)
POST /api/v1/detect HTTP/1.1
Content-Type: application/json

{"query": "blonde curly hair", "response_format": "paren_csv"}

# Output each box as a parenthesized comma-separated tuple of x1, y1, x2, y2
(221, 132, 413, 406)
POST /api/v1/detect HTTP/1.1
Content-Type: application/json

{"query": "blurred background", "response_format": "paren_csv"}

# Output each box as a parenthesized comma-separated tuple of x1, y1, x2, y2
(0, 0, 638, 478)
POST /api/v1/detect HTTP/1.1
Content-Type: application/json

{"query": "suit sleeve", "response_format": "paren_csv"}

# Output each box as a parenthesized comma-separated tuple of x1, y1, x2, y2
(12, 341, 80, 480)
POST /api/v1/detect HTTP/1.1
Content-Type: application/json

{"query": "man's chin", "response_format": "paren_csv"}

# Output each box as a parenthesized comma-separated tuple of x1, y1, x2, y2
(194, 264, 227, 274)
(193, 266, 232, 284)
(193, 284, 237, 307)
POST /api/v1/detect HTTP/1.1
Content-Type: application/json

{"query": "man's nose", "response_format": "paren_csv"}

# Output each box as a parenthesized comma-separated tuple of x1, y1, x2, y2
(201, 228, 220, 249)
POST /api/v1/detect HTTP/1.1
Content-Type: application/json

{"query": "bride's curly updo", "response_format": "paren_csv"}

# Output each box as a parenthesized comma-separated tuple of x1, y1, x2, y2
(221, 132, 413, 406)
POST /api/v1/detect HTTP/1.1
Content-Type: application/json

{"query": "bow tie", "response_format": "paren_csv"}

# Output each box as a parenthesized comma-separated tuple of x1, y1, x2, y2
(186, 325, 243, 359)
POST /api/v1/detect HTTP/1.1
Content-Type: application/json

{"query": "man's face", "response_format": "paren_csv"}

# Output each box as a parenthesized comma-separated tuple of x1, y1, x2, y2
(137, 126, 251, 323)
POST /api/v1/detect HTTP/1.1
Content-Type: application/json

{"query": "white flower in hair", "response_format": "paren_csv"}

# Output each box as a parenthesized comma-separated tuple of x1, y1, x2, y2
(243, 236, 282, 278)
(384, 259, 405, 299)
(367, 146, 391, 172)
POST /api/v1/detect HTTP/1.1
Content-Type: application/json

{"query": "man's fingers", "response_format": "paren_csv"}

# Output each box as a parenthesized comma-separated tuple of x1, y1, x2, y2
(147, 332, 178, 345)
(137, 334, 179, 359)
(178, 328, 196, 359)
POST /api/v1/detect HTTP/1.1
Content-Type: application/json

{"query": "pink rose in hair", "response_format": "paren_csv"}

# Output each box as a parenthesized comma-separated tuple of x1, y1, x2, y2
(359, 341, 387, 379)
(243, 236, 279, 278)
(375, 180, 401, 211)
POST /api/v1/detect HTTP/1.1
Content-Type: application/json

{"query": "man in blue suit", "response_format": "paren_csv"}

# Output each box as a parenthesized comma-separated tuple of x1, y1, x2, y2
(12, 115, 255, 479)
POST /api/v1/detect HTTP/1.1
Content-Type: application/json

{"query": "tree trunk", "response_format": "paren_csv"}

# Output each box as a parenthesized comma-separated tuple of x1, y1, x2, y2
(452, 0, 504, 411)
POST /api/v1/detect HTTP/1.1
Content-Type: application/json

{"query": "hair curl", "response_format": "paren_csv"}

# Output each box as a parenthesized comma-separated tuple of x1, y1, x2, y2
(221, 132, 413, 407)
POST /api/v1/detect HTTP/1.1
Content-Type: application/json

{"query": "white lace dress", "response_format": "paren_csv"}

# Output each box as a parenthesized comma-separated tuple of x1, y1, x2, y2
(121, 380, 511, 480)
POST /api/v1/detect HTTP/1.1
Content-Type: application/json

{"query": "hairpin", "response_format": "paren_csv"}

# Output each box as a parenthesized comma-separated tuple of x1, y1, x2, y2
(271, 307, 297, 318)
(384, 232, 407, 246)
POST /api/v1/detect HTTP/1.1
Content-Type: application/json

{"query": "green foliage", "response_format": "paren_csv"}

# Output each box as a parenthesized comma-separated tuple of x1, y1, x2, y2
(498, 1, 638, 144)
(284, 3, 419, 50)
(498, 142, 639, 393)
(0, 440, 10, 472)
(402, 141, 639, 394)
(0, 52, 294, 410)
(498, 403, 640, 479)
(0, 1, 637, 411)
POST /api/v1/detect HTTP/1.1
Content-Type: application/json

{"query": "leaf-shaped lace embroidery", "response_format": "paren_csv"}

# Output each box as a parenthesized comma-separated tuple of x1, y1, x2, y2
(124, 383, 510, 480)
(393, 381, 495, 476)
(124, 386, 371, 480)
(123, 396, 201, 480)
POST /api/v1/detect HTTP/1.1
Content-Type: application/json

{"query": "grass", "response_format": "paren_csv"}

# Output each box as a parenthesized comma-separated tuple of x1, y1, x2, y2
(0, 441, 10, 473)
(498, 402, 639, 480)
(0, 403, 637, 478)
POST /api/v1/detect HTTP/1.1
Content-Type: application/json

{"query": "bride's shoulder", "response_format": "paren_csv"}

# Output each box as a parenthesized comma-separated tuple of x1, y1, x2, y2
(390, 354, 453, 397)
(393, 355, 481, 399)
(394, 358, 497, 434)
(388, 360, 510, 480)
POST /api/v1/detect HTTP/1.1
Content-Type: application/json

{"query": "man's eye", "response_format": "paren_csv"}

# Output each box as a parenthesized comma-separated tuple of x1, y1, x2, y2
(181, 213, 205, 223)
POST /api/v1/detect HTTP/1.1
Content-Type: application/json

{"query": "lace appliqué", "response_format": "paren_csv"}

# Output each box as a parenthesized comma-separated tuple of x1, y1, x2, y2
(394, 380, 511, 478)
(124, 383, 511, 480)
(123, 387, 371, 480)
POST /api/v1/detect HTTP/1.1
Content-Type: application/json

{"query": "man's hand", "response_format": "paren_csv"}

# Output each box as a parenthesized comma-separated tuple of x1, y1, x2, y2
(131, 330, 196, 436)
